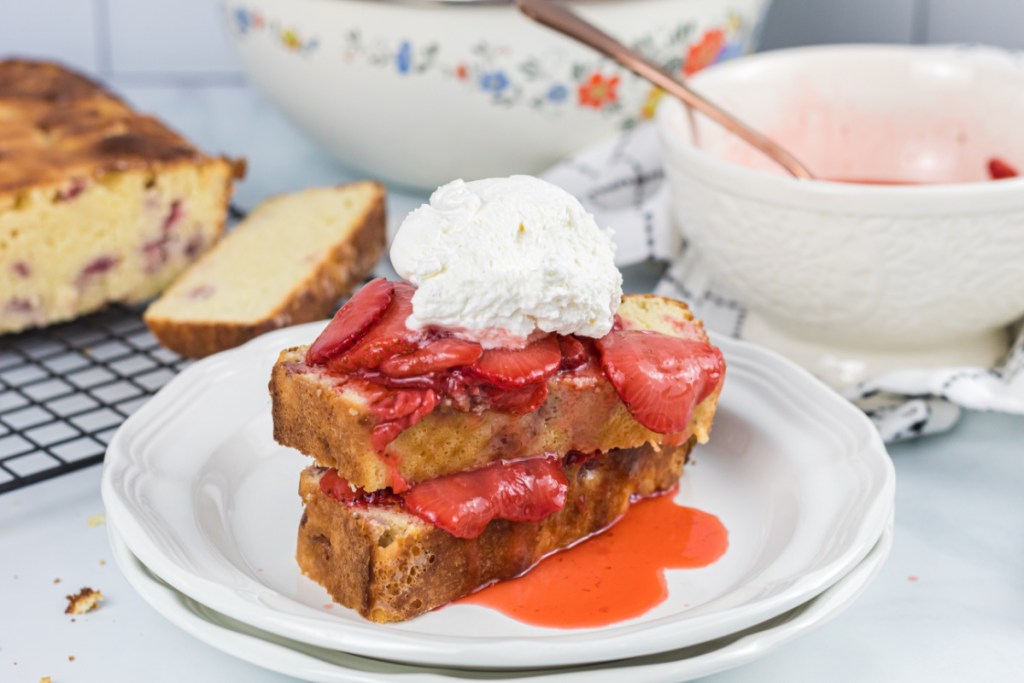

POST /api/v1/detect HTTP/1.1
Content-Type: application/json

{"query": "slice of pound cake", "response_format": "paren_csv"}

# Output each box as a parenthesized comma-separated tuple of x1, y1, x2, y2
(271, 292, 723, 493)
(297, 440, 693, 623)
(144, 182, 386, 358)
(0, 60, 241, 334)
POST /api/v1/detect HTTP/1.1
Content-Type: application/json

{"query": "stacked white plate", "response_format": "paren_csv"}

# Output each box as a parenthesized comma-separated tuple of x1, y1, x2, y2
(101, 322, 896, 682)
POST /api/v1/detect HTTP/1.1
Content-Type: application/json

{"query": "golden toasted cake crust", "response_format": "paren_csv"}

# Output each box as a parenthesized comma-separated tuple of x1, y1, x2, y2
(144, 183, 387, 358)
(296, 440, 692, 623)
(271, 294, 722, 491)
(0, 60, 241, 334)
(0, 60, 239, 197)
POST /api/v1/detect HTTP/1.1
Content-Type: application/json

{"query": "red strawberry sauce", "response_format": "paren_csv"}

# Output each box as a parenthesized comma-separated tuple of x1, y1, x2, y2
(459, 489, 728, 628)
(830, 157, 1018, 184)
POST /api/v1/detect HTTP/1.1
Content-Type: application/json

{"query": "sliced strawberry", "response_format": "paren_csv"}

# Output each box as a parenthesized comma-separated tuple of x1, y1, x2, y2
(366, 386, 439, 451)
(307, 278, 393, 365)
(366, 386, 436, 421)
(319, 469, 403, 507)
(326, 282, 420, 373)
(379, 338, 483, 378)
(438, 370, 485, 412)
(403, 455, 567, 539)
(361, 371, 440, 392)
(370, 422, 404, 452)
(485, 381, 549, 415)
(989, 158, 1019, 180)
(596, 330, 725, 434)
(319, 468, 359, 504)
(467, 335, 561, 388)
(557, 335, 589, 371)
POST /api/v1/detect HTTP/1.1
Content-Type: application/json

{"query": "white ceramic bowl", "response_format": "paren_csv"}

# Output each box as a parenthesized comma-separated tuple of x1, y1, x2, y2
(657, 45, 1024, 386)
(221, 0, 770, 189)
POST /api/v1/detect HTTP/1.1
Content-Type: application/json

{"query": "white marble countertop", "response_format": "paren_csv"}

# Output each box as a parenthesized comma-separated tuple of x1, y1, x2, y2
(1, 84, 1023, 683)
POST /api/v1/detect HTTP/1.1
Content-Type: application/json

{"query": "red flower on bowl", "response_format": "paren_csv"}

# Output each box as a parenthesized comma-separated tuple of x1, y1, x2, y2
(578, 72, 620, 109)
(683, 28, 725, 76)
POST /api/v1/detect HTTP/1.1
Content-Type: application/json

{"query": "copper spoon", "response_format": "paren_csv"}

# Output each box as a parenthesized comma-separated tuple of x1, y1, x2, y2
(516, 0, 815, 180)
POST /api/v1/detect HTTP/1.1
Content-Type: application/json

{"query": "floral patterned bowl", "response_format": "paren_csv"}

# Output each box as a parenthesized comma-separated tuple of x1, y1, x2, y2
(221, 0, 770, 189)
(658, 45, 1024, 386)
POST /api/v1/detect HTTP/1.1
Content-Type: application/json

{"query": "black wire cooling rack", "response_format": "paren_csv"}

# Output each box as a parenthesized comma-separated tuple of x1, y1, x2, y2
(0, 304, 188, 494)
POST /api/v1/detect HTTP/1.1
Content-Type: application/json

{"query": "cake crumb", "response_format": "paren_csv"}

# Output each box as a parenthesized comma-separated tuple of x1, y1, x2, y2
(53, 577, 61, 584)
(99, 559, 106, 567)
(65, 587, 104, 615)
(68, 656, 75, 662)
(39, 677, 51, 683)
(87, 513, 106, 528)
(908, 575, 919, 582)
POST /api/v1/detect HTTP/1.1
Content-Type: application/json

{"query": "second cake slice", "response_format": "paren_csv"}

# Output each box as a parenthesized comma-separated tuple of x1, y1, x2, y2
(145, 182, 386, 358)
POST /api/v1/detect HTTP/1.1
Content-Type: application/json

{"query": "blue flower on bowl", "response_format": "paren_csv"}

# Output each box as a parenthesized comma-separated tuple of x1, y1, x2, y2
(396, 41, 412, 74)
(717, 41, 745, 63)
(234, 8, 250, 34)
(480, 70, 510, 95)
(546, 84, 569, 104)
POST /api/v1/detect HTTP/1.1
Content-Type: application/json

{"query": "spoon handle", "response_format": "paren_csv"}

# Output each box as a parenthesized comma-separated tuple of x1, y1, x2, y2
(517, 0, 814, 180)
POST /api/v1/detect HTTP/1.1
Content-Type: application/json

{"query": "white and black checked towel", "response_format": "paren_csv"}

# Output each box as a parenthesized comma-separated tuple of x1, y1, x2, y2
(541, 124, 1024, 442)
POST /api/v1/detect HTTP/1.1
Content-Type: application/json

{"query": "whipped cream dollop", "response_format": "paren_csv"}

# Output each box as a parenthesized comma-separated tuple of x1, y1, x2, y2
(390, 176, 622, 346)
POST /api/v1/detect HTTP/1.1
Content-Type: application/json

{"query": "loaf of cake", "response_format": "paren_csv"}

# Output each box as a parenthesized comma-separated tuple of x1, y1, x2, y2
(144, 182, 386, 358)
(0, 60, 241, 334)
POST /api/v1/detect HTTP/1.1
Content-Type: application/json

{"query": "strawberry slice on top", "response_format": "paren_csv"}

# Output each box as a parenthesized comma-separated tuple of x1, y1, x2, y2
(557, 335, 590, 371)
(327, 282, 422, 373)
(468, 334, 562, 389)
(379, 338, 483, 378)
(596, 330, 724, 434)
(307, 278, 393, 365)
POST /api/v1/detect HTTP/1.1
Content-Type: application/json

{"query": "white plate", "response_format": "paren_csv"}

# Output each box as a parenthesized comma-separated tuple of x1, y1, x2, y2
(101, 322, 895, 669)
(108, 517, 893, 683)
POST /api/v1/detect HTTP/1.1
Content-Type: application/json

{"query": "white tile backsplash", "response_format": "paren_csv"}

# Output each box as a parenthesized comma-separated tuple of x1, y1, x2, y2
(925, 0, 1024, 49)
(0, 0, 99, 73)
(0, 0, 1021, 85)
(759, 0, 916, 49)
(106, 0, 241, 75)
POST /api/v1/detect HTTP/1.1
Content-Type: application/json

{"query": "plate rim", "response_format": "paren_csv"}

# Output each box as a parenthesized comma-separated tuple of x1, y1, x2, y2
(101, 322, 896, 668)
(106, 515, 894, 683)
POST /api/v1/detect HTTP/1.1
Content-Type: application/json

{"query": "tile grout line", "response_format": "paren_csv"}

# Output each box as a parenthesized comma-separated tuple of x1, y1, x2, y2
(910, 0, 930, 45)
(109, 72, 249, 88)
(92, 0, 113, 78)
